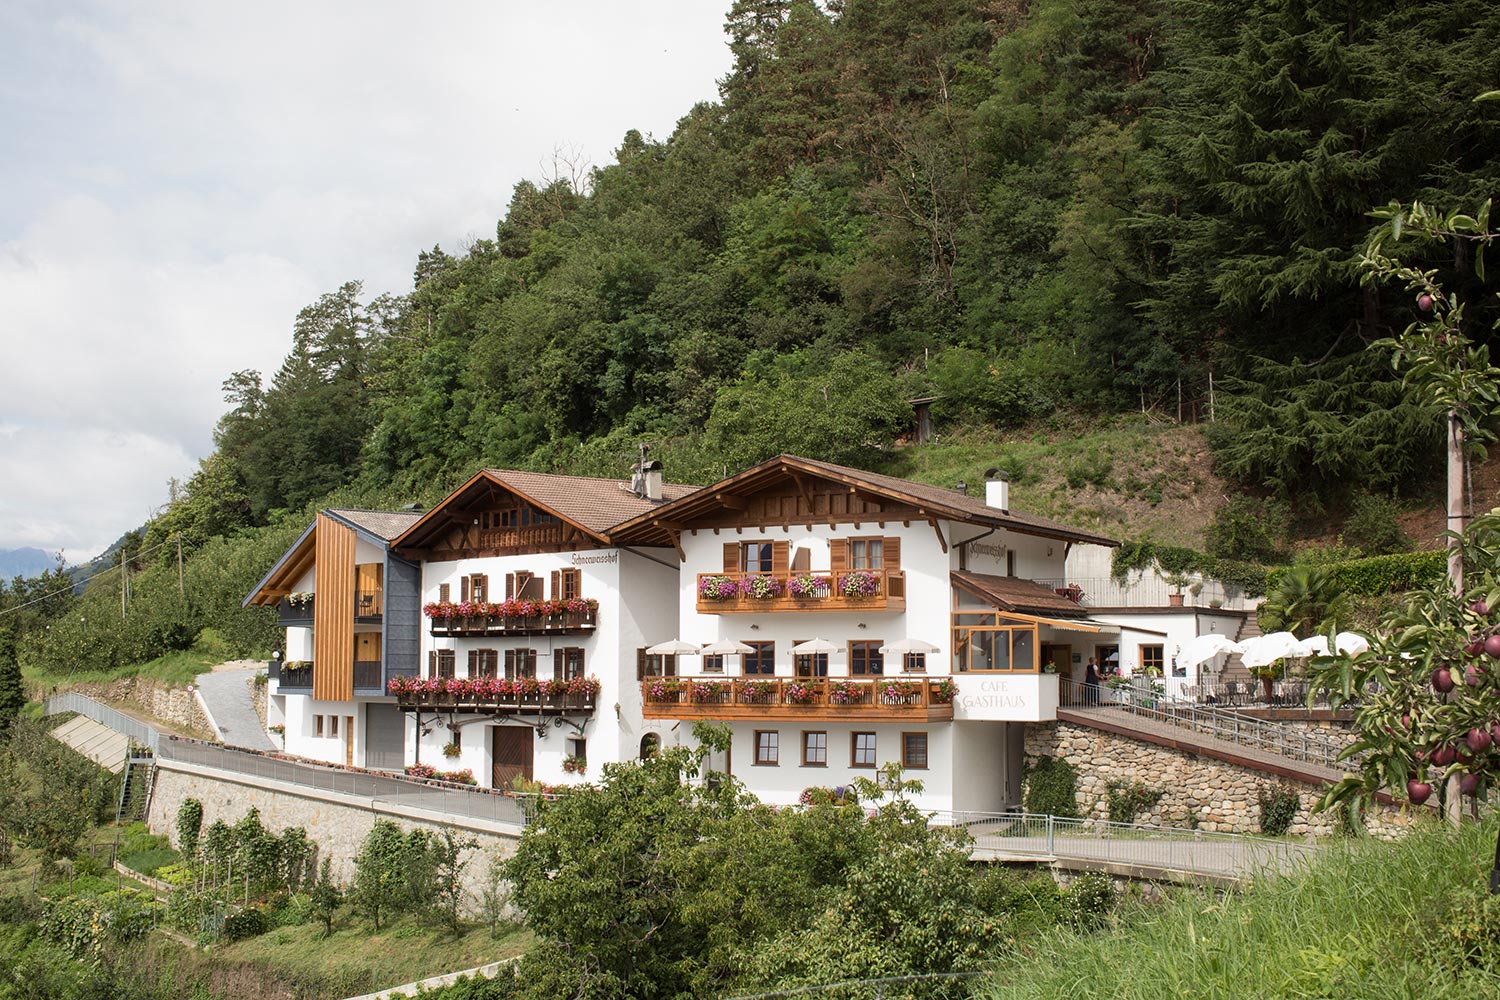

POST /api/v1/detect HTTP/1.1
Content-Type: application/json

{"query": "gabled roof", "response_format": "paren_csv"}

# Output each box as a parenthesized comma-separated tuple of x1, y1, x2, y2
(243, 509, 416, 607)
(951, 571, 1094, 618)
(609, 454, 1118, 547)
(391, 468, 701, 550)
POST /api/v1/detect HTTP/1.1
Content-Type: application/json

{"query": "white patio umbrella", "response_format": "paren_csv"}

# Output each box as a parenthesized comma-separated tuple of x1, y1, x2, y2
(1240, 631, 1306, 668)
(700, 639, 756, 655)
(877, 638, 940, 656)
(1179, 633, 1245, 669)
(1297, 634, 1331, 657)
(646, 639, 702, 656)
(1334, 631, 1371, 656)
(792, 638, 840, 654)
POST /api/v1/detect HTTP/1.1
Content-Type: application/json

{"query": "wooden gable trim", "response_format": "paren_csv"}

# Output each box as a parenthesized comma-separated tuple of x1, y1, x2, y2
(392, 470, 612, 558)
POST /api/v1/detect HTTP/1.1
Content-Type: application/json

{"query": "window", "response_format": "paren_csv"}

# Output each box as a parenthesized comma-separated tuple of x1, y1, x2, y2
(902, 652, 927, 674)
(851, 732, 877, 768)
(742, 541, 774, 573)
(637, 650, 679, 679)
(439, 583, 451, 603)
(794, 642, 829, 677)
(469, 649, 498, 678)
(754, 730, 779, 765)
(802, 731, 828, 766)
(1140, 644, 1165, 674)
(743, 641, 775, 676)
(640, 733, 660, 760)
(430, 649, 456, 679)
(556, 647, 585, 680)
(469, 574, 487, 602)
(508, 571, 542, 600)
(554, 568, 581, 600)
(850, 538, 884, 570)
(850, 641, 884, 676)
(504, 649, 538, 678)
(329, 715, 340, 737)
(568, 737, 586, 766)
(314, 714, 324, 737)
(701, 654, 724, 673)
(450, 728, 462, 750)
(902, 732, 928, 770)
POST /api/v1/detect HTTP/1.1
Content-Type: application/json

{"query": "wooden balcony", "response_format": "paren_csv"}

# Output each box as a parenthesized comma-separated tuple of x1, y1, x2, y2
(353, 660, 383, 691)
(695, 570, 906, 615)
(355, 588, 383, 622)
(391, 678, 599, 717)
(277, 598, 313, 626)
(477, 523, 564, 550)
(429, 607, 598, 638)
(274, 661, 314, 690)
(639, 676, 953, 722)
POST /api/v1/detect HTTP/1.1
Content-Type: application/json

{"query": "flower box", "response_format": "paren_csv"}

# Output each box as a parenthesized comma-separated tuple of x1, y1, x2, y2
(739, 679, 777, 704)
(740, 575, 783, 599)
(930, 678, 958, 704)
(826, 679, 861, 705)
(837, 572, 880, 599)
(698, 575, 739, 601)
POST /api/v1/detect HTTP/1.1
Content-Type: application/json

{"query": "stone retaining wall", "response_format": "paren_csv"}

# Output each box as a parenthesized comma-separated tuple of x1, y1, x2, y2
(1024, 721, 1415, 839)
(67, 677, 215, 740)
(146, 759, 519, 902)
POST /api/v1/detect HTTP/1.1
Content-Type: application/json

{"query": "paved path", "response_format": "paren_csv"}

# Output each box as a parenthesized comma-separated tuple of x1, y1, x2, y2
(193, 666, 278, 751)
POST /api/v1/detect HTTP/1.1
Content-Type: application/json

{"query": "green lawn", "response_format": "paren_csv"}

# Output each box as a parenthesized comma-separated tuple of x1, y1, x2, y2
(981, 816, 1500, 1000)
(23, 628, 256, 691)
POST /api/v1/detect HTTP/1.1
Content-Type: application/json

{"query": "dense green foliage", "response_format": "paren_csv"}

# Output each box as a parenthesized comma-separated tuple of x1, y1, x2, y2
(979, 818, 1500, 999)
(1268, 550, 1446, 599)
(1022, 754, 1080, 818)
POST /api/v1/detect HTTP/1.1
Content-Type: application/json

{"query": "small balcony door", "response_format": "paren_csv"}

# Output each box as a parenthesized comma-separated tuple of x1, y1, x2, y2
(492, 725, 534, 789)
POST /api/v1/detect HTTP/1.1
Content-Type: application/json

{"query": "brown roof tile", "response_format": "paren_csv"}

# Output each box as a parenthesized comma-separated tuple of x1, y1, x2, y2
(951, 571, 1093, 617)
(328, 509, 424, 541)
(480, 470, 700, 536)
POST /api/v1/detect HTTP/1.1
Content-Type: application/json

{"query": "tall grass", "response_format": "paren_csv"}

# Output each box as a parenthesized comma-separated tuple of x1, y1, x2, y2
(984, 817, 1500, 1000)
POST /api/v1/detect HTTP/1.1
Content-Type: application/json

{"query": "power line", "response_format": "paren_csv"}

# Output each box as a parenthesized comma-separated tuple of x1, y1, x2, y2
(0, 534, 182, 618)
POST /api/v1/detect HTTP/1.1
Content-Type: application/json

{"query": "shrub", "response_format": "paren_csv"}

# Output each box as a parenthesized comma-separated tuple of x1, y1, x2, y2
(1257, 784, 1300, 837)
(222, 903, 273, 941)
(1023, 755, 1079, 818)
(177, 798, 203, 858)
(1106, 781, 1163, 825)
(1206, 495, 1288, 563)
(1061, 872, 1117, 931)
(1344, 493, 1411, 555)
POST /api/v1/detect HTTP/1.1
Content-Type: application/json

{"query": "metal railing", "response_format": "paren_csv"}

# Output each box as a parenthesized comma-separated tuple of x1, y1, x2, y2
(1033, 575, 1258, 611)
(1058, 678, 1356, 770)
(933, 810, 1316, 880)
(44, 692, 160, 752)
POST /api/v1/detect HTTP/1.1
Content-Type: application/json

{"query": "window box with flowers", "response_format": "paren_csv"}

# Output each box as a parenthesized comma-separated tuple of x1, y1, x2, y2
(739, 679, 777, 704)
(646, 677, 682, 702)
(929, 678, 958, 704)
(784, 680, 820, 705)
(691, 680, 729, 704)
(698, 575, 740, 601)
(827, 679, 862, 705)
(286, 591, 315, 611)
(838, 572, 880, 599)
(879, 679, 921, 706)
(441, 740, 462, 760)
(740, 575, 783, 600)
(786, 573, 829, 599)
(561, 754, 587, 775)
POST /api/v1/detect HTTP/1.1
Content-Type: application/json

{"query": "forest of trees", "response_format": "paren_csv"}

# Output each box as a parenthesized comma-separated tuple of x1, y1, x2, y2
(6, 0, 1500, 672)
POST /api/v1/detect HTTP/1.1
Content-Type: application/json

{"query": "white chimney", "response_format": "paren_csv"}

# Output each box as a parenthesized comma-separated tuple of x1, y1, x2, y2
(641, 460, 663, 501)
(985, 472, 1009, 512)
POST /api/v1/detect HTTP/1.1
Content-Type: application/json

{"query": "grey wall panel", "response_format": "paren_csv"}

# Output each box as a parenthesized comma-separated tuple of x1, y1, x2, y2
(384, 553, 422, 680)
(365, 703, 407, 771)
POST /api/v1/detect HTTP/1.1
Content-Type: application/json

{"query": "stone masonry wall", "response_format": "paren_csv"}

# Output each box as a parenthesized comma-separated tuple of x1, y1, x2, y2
(1024, 721, 1416, 839)
(146, 761, 519, 903)
(70, 677, 215, 740)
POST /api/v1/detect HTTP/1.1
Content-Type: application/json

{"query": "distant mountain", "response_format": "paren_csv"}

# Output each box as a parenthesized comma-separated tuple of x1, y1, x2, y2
(0, 547, 60, 580)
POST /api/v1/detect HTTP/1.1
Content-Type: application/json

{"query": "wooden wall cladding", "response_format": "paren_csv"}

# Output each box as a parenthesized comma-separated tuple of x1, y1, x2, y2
(313, 513, 355, 702)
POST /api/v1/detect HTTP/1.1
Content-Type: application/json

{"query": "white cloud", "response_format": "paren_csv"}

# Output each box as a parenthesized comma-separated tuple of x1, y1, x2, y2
(0, 0, 734, 563)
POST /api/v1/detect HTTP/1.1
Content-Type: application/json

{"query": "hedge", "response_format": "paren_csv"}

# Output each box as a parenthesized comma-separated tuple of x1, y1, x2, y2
(1266, 550, 1445, 598)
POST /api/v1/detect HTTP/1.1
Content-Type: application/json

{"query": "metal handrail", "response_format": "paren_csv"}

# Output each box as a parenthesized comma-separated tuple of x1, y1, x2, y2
(1058, 678, 1356, 769)
(931, 810, 1316, 879)
(44, 692, 160, 752)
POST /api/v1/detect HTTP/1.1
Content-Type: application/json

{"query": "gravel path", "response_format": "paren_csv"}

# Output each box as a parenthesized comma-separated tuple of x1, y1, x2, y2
(193, 666, 278, 751)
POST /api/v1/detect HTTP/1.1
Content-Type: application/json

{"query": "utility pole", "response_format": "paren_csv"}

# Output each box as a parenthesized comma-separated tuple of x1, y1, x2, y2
(120, 549, 127, 619)
(177, 536, 185, 597)
(1446, 410, 1466, 827)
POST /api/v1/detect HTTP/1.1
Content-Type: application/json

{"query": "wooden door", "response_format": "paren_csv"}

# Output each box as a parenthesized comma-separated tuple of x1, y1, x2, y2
(356, 563, 384, 615)
(344, 715, 355, 767)
(1044, 644, 1073, 704)
(492, 726, 534, 789)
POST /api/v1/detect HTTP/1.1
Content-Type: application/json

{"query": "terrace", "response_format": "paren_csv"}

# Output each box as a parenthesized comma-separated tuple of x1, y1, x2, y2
(695, 570, 906, 614)
(639, 676, 953, 722)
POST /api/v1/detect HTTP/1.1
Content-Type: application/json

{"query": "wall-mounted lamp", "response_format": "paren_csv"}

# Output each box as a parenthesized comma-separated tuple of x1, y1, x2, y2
(857, 622, 868, 630)
(750, 623, 760, 631)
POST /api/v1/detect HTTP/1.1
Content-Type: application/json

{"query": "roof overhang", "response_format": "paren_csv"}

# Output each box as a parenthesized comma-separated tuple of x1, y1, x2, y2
(243, 510, 397, 607)
(390, 470, 611, 552)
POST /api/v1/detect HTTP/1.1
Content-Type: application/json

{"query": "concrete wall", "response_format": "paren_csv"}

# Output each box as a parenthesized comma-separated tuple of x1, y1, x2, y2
(69, 676, 214, 740)
(1023, 720, 1415, 839)
(147, 758, 519, 898)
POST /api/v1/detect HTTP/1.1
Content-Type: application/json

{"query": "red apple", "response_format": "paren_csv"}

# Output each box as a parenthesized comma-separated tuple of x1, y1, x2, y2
(1473, 600, 1491, 616)
(1466, 638, 1486, 656)
(1467, 665, 1486, 687)
(1461, 773, 1482, 797)
(1490, 722, 1500, 744)
(1408, 780, 1433, 804)
(1433, 667, 1455, 693)
(1419, 293, 1435, 311)
(1485, 635, 1500, 658)
(1469, 728, 1493, 753)
(1401, 713, 1413, 730)
(1434, 745, 1457, 767)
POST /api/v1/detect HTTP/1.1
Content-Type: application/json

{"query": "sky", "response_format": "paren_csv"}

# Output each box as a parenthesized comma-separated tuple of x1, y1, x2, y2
(0, 0, 734, 565)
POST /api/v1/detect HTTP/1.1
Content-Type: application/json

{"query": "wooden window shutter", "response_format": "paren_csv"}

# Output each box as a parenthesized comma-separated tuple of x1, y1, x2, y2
(439, 583, 450, 603)
(467, 649, 479, 674)
(723, 542, 739, 573)
(829, 538, 849, 573)
(461, 576, 470, 602)
(505, 573, 515, 599)
(526, 649, 537, 676)
(473, 574, 488, 601)
(428, 650, 436, 678)
(772, 540, 789, 575)
(883, 536, 901, 572)
(664, 653, 675, 677)
(637, 648, 647, 681)
(550, 571, 560, 599)
(554, 649, 564, 677)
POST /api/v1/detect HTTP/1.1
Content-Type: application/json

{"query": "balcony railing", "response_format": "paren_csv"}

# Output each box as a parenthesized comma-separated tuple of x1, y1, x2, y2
(428, 606, 598, 638)
(640, 676, 953, 721)
(389, 675, 600, 716)
(477, 523, 565, 550)
(355, 589, 384, 621)
(695, 570, 906, 614)
(277, 598, 314, 626)
(354, 660, 383, 691)
(277, 661, 314, 690)
(1032, 576, 1258, 612)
